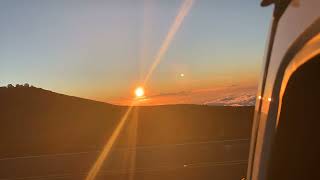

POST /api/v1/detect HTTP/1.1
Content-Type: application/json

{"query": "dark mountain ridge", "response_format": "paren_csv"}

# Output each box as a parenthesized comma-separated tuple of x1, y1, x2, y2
(0, 86, 254, 180)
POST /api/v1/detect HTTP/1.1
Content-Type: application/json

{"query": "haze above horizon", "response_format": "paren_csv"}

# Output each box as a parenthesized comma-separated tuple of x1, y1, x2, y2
(0, 0, 272, 106)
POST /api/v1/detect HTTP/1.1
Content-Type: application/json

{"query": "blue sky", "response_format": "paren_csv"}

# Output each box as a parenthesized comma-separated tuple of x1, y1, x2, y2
(0, 0, 272, 105)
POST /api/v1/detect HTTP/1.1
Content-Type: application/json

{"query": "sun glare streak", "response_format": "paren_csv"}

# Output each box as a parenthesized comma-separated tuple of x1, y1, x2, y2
(86, 1, 194, 179)
(128, 108, 138, 180)
(85, 105, 134, 180)
(143, 0, 194, 85)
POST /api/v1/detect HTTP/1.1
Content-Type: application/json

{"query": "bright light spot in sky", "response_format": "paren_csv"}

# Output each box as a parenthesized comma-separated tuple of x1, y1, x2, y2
(135, 87, 144, 98)
(180, 73, 185, 77)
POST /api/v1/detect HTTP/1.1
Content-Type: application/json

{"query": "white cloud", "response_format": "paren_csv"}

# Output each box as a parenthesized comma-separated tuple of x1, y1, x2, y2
(205, 93, 256, 106)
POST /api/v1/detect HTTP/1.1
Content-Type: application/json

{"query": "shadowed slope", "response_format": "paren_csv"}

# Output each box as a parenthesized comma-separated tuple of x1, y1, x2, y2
(0, 86, 254, 180)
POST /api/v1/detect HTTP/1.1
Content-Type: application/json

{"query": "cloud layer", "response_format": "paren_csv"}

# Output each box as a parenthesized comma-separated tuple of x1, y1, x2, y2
(205, 93, 256, 106)
(110, 84, 258, 106)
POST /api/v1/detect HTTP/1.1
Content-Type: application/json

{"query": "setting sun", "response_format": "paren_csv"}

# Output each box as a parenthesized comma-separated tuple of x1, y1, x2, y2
(135, 87, 144, 98)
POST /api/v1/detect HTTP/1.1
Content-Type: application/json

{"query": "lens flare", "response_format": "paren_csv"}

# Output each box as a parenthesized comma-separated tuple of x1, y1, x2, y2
(143, 0, 194, 85)
(85, 1, 194, 179)
(85, 105, 134, 180)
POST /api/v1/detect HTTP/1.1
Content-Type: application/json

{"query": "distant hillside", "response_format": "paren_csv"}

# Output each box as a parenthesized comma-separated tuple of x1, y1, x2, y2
(0, 86, 254, 180)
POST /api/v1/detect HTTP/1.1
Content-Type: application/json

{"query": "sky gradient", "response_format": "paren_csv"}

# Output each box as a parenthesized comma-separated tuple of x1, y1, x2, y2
(0, 0, 272, 105)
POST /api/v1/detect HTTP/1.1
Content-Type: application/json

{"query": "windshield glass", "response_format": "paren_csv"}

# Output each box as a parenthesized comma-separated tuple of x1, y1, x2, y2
(0, 1, 272, 180)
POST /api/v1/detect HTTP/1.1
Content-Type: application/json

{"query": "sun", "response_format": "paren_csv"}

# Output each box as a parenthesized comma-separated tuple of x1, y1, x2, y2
(134, 87, 144, 98)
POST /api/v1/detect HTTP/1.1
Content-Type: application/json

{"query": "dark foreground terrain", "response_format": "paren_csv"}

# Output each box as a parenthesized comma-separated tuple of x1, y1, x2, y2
(0, 86, 254, 180)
